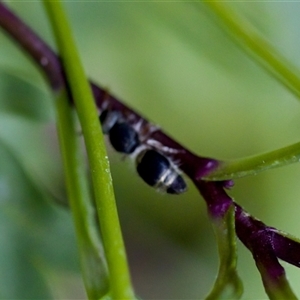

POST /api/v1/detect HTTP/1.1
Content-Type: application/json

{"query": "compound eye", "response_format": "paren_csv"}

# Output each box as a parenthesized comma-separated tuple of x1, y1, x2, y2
(109, 122, 139, 154)
(99, 110, 119, 134)
(136, 150, 170, 187)
(166, 175, 187, 194)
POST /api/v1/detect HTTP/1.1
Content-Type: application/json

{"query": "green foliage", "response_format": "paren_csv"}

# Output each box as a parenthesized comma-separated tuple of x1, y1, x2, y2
(0, 139, 80, 299)
(1, 1, 300, 299)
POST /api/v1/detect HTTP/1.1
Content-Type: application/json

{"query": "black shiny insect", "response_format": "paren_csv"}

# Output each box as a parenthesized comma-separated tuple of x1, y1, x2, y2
(99, 109, 187, 194)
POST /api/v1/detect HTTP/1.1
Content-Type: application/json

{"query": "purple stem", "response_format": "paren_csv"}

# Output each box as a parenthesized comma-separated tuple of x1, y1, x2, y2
(0, 2, 63, 90)
(194, 180, 233, 218)
(234, 205, 285, 279)
(271, 229, 300, 268)
(0, 1, 298, 294)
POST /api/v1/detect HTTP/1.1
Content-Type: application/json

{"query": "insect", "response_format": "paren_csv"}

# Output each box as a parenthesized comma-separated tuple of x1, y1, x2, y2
(99, 109, 187, 194)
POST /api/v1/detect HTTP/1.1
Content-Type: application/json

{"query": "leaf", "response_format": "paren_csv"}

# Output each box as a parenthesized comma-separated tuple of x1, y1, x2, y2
(0, 139, 58, 299)
(0, 137, 89, 299)
(0, 68, 53, 121)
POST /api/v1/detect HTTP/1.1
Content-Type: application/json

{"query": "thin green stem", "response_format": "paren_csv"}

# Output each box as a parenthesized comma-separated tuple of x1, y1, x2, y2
(203, 141, 300, 181)
(43, 1, 134, 299)
(206, 205, 243, 300)
(55, 89, 109, 299)
(204, 1, 300, 100)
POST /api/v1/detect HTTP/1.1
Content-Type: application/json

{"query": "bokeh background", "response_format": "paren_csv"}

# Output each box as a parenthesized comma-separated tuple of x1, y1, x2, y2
(1, 1, 300, 299)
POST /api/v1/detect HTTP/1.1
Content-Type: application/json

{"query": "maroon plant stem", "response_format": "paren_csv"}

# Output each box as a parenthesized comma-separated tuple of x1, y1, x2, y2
(0, 2, 63, 90)
(0, 1, 299, 295)
(271, 231, 300, 267)
(195, 180, 233, 218)
(234, 205, 286, 285)
(234, 204, 298, 298)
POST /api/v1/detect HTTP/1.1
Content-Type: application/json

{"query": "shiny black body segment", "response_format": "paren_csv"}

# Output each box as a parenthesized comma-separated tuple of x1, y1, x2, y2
(109, 122, 139, 154)
(100, 110, 139, 154)
(136, 150, 187, 194)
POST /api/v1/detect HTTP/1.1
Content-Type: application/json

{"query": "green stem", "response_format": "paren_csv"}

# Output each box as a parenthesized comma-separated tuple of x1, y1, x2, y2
(204, 141, 300, 181)
(204, 1, 300, 100)
(55, 89, 109, 299)
(206, 205, 243, 299)
(43, 1, 134, 299)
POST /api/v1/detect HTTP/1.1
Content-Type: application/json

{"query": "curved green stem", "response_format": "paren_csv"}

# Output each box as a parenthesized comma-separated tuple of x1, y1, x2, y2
(206, 205, 243, 300)
(43, 1, 135, 299)
(203, 1, 300, 100)
(204, 141, 300, 181)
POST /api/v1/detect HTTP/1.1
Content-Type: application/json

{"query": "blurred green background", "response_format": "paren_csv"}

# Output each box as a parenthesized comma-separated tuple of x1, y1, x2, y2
(1, 1, 300, 299)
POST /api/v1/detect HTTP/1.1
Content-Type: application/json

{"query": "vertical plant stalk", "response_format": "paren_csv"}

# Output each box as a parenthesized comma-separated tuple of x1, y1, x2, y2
(0, 2, 112, 299)
(55, 89, 109, 299)
(43, 1, 135, 299)
(0, 2, 112, 298)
